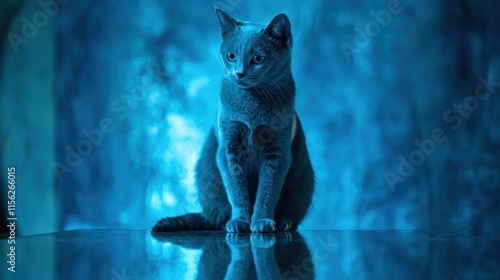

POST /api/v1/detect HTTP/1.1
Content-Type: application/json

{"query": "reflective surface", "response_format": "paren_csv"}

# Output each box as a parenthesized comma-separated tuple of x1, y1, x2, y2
(1, 230, 499, 280)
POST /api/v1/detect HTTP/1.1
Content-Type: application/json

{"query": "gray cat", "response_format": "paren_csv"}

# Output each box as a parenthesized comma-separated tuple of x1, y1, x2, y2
(153, 9, 314, 233)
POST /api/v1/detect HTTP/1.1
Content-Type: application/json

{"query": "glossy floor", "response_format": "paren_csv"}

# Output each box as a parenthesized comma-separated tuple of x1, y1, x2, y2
(1, 230, 499, 279)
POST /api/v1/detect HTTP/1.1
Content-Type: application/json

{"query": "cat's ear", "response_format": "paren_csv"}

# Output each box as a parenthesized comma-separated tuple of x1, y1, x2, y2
(264, 13, 292, 47)
(215, 8, 240, 37)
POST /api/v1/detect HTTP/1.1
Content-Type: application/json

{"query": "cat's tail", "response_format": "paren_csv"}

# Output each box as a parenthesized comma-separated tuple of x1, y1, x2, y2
(152, 213, 216, 232)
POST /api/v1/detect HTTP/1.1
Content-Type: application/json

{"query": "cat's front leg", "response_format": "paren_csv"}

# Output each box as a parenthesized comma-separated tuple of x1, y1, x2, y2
(251, 144, 291, 233)
(217, 121, 252, 232)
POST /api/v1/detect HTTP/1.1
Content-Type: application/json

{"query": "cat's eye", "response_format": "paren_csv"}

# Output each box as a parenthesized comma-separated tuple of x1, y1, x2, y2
(226, 53, 237, 62)
(252, 55, 265, 64)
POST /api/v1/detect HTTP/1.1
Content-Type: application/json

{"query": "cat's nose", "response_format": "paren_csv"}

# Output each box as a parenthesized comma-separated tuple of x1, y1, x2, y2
(236, 72, 246, 79)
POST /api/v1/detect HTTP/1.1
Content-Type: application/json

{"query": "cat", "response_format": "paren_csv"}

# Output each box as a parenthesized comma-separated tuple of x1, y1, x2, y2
(153, 8, 314, 233)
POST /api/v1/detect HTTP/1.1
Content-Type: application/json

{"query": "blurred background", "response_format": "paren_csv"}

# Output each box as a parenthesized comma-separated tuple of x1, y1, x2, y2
(1, 0, 499, 241)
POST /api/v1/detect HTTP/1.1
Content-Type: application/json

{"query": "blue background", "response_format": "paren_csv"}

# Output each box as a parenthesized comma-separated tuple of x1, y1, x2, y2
(1, 0, 499, 240)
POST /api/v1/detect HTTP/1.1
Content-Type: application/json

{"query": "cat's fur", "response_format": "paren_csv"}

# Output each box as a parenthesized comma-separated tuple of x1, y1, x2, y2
(153, 9, 314, 233)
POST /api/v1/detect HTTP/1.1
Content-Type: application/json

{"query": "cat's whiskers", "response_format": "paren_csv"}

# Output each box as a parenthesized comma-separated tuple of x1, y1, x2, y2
(254, 83, 280, 109)
(270, 81, 294, 104)
(257, 77, 295, 104)
(249, 77, 294, 110)
(248, 78, 282, 109)
(252, 76, 294, 95)
(190, 75, 227, 98)
(266, 84, 286, 110)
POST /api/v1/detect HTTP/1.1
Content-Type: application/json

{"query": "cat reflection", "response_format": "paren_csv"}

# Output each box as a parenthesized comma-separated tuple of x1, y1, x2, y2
(152, 232, 315, 280)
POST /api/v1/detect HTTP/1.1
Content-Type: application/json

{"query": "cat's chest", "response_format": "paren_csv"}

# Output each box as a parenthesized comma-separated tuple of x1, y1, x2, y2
(219, 86, 291, 124)
(216, 106, 296, 150)
(217, 84, 296, 147)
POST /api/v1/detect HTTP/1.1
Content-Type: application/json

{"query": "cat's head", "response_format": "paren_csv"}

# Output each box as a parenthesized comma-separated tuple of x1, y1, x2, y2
(215, 9, 293, 89)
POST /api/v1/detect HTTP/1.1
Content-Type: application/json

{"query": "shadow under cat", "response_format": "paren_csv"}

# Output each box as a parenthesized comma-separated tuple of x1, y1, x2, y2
(151, 231, 315, 280)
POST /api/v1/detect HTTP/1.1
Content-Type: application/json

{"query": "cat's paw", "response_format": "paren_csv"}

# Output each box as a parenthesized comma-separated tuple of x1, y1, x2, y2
(226, 233, 251, 247)
(251, 219, 277, 233)
(276, 217, 293, 232)
(226, 219, 251, 233)
(251, 233, 276, 248)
